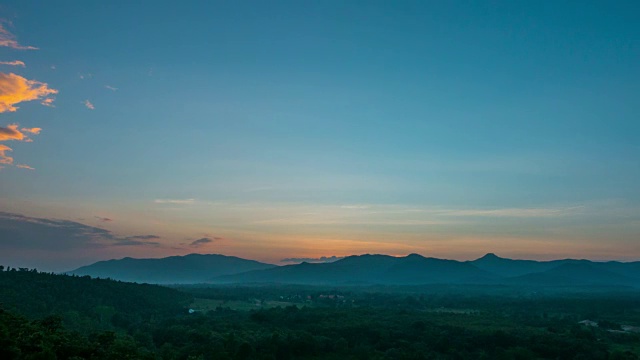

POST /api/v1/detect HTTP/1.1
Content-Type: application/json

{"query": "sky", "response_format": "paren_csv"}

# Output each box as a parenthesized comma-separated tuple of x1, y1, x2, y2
(0, 0, 639, 272)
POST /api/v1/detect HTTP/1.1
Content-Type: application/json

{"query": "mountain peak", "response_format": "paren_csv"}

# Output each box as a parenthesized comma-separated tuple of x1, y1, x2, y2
(478, 253, 502, 260)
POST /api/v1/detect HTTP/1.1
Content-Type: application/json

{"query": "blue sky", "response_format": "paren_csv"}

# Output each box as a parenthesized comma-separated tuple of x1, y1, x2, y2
(0, 1, 638, 271)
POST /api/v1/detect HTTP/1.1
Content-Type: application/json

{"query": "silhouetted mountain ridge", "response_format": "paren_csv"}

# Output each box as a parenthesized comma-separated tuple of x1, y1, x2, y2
(68, 253, 275, 284)
(215, 253, 484, 285)
(69, 253, 640, 287)
(215, 253, 640, 287)
(507, 262, 637, 286)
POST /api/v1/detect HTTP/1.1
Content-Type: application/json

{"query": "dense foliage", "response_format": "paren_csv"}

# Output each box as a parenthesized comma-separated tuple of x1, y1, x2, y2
(0, 266, 191, 332)
(0, 308, 157, 359)
(1, 267, 639, 359)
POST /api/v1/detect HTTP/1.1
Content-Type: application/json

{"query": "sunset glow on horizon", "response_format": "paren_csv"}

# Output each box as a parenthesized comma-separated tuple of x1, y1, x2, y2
(1, 1, 639, 272)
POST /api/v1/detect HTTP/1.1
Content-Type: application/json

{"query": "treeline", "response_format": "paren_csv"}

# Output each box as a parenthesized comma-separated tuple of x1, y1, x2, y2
(0, 307, 156, 359)
(3, 302, 637, 359)
(0, 266, 191, 333)
(152, 305, 620, 360)
(1, 267, 639, 359)
(179, 284, 640, 325)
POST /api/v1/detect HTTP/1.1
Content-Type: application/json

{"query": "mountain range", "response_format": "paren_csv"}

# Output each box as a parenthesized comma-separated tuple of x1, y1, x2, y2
(68, 252, 640, 287)
(68, 254, 275, 284)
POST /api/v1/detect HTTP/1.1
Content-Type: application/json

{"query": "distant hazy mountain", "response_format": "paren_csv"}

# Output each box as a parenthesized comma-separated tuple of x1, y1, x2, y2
(470, 253, 559, 277)
(68, 254, 275, 284)
(471, 253, 640, 285)
(214, 253, 640, 287)
(69, 253, 640, 287)
(214, 253, 497, 285)
(507, 262, 638, 286)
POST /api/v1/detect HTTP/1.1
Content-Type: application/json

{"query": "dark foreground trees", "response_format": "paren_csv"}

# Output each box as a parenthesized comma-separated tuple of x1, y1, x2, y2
(1, 267, 639, 359)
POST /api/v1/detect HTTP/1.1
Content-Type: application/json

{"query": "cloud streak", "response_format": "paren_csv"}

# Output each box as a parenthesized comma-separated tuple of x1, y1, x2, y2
(0, 144, 13, 165)
(0, 212, 162, 251)
(0, 60, 25, 67)
(438, 206, 585, 218)
(21, 127, 41, 135)
(0, 124, 26, 141)
(0, 24, 53, 170)
(127, 235, 161, 240)
(154, 198, 196, 205)
(189, 237, 215, 247)
(40, 98, 54, 107)
(340, 205, 371, 209)
(114, 234, 161, 247)
(0, 24, 38, 50)
(0, 72, 57, 112)
(249, 203, 586, 227)
(0, 124, 42, 168)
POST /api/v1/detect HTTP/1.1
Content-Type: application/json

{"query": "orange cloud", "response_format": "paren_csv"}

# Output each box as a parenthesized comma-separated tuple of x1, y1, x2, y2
(0, 124, 42, 168)
(21, 127, 41, 135)
(0, 24, 50, 171)
(0, 72, 58, 112)
(41, 98, 55, 107)
(0, 124, 26, 141)
(0, 144, 13, 164)
(0, 60, 25, 67)
(84, 100, 94, 110)
(0, 24, 37, 50)
(0, 124, 41, 142)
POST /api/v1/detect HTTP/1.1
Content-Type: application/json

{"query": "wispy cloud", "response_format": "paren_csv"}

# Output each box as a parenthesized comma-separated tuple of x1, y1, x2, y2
(104, 85, 117, 91)
(113, 240, 160, 247)
(127, 235, 161, 240)
(255, 217, 455, 226)
(0, 23, 38, 50)
(114, 234, 161, 247)
(0, 124, 27, 141)
(340, 205, 371, 209)
(189, 237, 215, 247)
(94, 216, 113, 222)
(249, 203, 586, 227)
(0, 124, 41, 167)
(0, 72, 57, 112)
(0, 124, 41, 141)
(21, 127, 41, 135)
(438, 206, 585, 218)
(154, 198, 196, 205)
(0, 24, 53, 171)
(40, 98, 54, 107)
(0, 60, 25, 67)
(0, 144, 13, 165)
(0, 212, 162, 251)
(84, 100, 94, 110)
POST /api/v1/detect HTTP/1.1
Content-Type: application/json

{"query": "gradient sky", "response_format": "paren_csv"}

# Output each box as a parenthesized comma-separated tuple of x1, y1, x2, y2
(0, 1, 639, 271)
